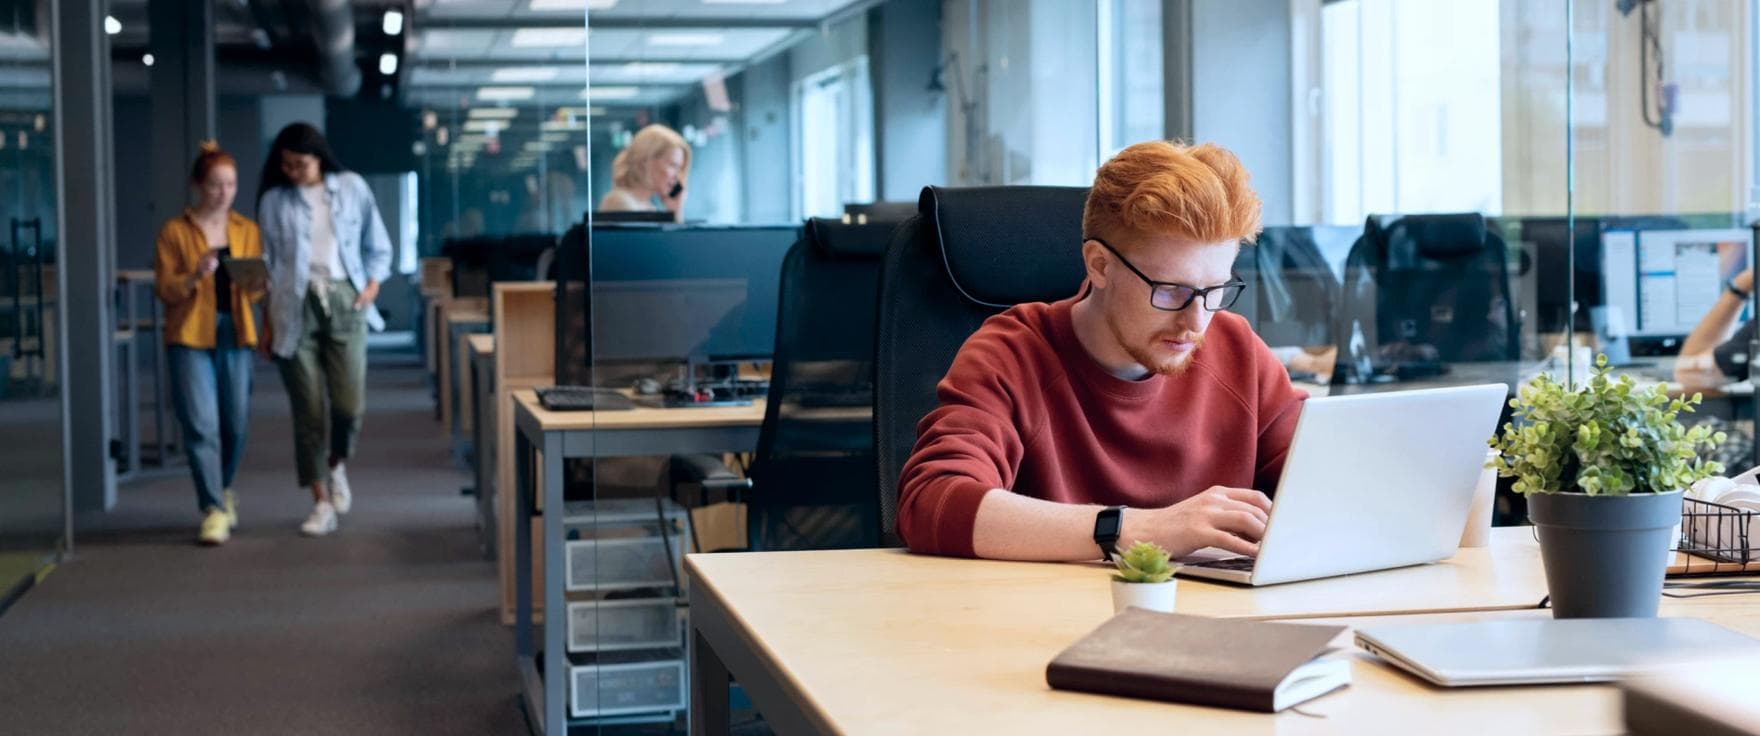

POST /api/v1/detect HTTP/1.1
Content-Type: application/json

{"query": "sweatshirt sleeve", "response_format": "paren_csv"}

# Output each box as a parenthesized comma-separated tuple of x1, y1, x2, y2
(896, 321, 1033, 558)
(1250, 336, 1309, 493)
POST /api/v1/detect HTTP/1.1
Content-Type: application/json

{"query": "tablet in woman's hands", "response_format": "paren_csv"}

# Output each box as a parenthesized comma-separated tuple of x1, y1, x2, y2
(222, 256, 269, 287)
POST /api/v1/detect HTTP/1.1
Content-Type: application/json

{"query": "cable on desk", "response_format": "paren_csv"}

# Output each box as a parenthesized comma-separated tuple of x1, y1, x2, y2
(1662, 580, 1760, 598)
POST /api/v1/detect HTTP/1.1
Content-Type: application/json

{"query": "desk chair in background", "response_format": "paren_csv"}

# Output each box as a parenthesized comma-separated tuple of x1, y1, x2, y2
(715, 217, 895, 550)
(1331, 213, 1520, 386)
(874, 186, 1091, 546)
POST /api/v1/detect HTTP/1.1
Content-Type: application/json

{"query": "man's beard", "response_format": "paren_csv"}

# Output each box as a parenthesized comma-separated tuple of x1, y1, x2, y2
(1108, 316, 1206, 377)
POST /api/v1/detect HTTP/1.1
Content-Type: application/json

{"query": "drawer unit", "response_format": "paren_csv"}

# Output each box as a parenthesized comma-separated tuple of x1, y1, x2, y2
(564, 536, 683, 591)
(570, 657, 686, 719)
(567, 599, 682, 653)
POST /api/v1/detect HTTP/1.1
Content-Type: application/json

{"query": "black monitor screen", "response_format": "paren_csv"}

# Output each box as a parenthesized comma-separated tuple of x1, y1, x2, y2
(588, 225, 798, 364)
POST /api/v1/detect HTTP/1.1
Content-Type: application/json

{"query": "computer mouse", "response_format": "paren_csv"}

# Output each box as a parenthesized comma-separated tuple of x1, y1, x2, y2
(635, 378, 662, 395)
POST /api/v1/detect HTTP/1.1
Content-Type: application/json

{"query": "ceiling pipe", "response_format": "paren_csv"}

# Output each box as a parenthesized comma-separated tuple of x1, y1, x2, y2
(307, 0, 361, 97)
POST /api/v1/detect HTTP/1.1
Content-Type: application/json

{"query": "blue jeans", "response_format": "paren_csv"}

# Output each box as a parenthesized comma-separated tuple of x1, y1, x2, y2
(168, 312, 255, 513)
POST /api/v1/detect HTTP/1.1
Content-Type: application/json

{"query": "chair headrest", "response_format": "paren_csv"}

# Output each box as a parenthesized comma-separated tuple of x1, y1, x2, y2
(920, 185, 1090, 307)
(806, 218, 892, 260)
(1389, 213, 1489, 259)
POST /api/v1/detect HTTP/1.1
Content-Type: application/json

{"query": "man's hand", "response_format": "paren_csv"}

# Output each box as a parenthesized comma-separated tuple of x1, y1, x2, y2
(353, 279, 380, 310)
(1120, 486, 1272, 559)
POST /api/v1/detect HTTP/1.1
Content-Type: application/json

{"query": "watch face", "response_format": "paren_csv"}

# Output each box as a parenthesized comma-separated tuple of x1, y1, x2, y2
(1096, 510, 1122, 537)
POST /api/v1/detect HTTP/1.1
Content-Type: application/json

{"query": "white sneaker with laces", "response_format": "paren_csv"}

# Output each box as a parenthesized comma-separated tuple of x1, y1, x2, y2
(300, 501, 339, 536)
(330, 463, 352, 515)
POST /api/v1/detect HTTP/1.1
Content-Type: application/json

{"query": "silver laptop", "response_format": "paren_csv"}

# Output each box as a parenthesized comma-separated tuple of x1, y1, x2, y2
(1356, 618, 1760, 687)
(1177, 383, 1507, 586)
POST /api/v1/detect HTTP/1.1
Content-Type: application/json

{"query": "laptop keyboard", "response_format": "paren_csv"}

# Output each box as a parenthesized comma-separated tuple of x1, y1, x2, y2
(1188, 556, 1257, 572)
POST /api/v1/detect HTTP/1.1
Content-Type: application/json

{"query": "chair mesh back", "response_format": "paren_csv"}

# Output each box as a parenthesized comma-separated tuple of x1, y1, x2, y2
(1333, 213, 1519, 384)
(747, 219, 893, 550)
(873, 186, 1089, 544)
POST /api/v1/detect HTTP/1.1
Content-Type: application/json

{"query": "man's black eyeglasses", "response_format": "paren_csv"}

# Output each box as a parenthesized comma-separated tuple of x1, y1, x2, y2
(1089, 237, 1246, 312)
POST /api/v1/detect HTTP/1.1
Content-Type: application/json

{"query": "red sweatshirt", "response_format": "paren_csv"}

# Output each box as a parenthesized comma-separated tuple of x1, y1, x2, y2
(896, 296, 1308, 557)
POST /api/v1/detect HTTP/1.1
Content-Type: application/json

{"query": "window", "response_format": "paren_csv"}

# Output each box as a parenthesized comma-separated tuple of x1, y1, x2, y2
(1316, 0, 1503, 224)
(794, 58, 875, 219)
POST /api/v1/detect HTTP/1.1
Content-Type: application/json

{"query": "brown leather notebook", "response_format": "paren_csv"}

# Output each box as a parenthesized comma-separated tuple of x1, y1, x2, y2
(1046, 608, 1350, 713)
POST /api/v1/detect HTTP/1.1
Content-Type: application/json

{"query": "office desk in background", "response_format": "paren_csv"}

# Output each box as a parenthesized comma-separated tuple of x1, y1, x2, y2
(1298, 357, 1753, 400)
(682, 528, 1760, 736)
(435, 297, 488, 435)
(511, 389, 765, 735)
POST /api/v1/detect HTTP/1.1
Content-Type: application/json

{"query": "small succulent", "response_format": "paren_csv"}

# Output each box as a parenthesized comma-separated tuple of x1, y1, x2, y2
(1490, 354, 1725, 496)
(1112, 541, 1175, 584)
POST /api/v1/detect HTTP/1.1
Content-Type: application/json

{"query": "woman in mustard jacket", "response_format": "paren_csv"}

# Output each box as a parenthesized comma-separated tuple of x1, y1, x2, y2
(154, 142, 267, 545)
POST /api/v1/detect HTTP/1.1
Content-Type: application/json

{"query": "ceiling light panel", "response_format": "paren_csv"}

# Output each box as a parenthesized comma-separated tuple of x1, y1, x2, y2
(477, 86, 536, 101)
(512, 28, 587, 48)
(491, 67, 565, 83)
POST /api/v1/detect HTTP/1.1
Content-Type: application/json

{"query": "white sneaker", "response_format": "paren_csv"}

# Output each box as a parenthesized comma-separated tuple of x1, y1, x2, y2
(329, 463, 352, 515)
(300, 501, 339, 536)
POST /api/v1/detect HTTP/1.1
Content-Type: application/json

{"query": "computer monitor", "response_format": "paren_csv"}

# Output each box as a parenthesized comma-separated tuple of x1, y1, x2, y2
(1600, 227, 1751, 350)
(1512, 216, 1603, 334)
(552, 222, 799, 385)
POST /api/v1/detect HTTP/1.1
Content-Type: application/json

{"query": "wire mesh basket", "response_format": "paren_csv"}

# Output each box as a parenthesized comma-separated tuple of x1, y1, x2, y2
(1673, 498, 1760, 575)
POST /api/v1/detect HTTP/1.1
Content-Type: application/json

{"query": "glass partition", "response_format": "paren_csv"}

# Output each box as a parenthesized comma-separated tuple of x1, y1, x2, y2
(1564, 0, 1756, 474)
(0, 0, 65, 598)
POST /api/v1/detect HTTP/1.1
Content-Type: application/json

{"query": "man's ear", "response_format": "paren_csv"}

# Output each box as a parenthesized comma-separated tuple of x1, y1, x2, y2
(1081, 239, 1110, 289)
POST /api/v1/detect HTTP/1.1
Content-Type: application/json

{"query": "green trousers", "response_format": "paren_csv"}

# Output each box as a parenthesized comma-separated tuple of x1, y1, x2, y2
(277, 280, 367, 488)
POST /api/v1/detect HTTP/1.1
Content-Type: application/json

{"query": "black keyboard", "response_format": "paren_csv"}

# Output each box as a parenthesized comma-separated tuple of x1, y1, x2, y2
(794, 389, 872, 409)
(1189, 556, 1256, 572)
(537, 386, 634, 412)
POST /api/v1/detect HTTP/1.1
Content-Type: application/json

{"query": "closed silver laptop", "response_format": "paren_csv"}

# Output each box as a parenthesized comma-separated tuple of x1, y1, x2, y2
(1356, 618, 1760, 687)
(1177, 383, 1508, 586)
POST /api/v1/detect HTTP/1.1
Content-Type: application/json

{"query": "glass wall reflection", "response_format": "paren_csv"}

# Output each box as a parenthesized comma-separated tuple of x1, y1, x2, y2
(0, 1, 65, 591)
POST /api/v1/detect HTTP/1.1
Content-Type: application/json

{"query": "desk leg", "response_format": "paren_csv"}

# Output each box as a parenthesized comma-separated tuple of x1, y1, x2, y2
(542, 431, 567, 734)
(690, 628, 732, 736)
(514, 429, 534, 660)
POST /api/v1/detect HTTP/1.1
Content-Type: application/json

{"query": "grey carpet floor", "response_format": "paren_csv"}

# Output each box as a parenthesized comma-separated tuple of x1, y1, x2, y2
(0, 353, 529, 735)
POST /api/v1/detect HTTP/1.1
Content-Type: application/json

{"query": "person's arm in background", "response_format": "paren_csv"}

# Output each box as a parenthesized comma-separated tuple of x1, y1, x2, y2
(238, 222, 269, 301)
(153, 223, 212, 305)
(354, 175, 393, 310)
(255, 194, 281, 359)
(897, 326, 1270, 562)
(1676, 268, 1753, 388)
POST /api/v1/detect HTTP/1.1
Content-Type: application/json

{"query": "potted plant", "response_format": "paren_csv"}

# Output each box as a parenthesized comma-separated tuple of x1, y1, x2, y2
(1490, 355, 1724, 618)
(1111, 541, 1178, 613)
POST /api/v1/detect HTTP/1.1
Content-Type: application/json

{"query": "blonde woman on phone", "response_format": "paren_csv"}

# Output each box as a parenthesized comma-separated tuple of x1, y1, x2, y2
(597, 124, 692, 222)
(153, 142, 267, 545)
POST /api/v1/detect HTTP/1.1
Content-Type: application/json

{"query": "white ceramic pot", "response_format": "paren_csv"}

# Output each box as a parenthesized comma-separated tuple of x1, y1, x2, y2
(1110, 578, 1178, 614)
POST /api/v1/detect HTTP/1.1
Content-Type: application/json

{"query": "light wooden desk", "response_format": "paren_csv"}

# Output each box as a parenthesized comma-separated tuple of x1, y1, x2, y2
(684, 528, 1585, 736)
(512, 388, 766, 734)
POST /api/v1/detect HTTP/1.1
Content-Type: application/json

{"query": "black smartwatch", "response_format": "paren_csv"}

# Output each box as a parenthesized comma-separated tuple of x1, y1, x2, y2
(1093, 506, 1125, 561)
(1728, 278, 1751, 299)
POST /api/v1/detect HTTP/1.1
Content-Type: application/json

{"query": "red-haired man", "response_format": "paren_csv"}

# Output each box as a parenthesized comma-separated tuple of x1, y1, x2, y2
(897, 141, 1307, 561)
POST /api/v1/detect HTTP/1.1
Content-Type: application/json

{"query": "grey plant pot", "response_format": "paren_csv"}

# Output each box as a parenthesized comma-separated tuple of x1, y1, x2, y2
(1528, 490, 1682, 619)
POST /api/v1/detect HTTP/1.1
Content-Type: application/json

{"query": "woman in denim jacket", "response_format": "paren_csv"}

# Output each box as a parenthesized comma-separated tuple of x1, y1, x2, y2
(257, 123, 392, 536)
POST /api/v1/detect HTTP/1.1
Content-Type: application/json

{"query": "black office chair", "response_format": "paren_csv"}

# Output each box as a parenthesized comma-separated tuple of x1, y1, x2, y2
(1331, 213, 1520, 385)
(731, 217, 896, 550)
(874, 185, 1090, 546)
